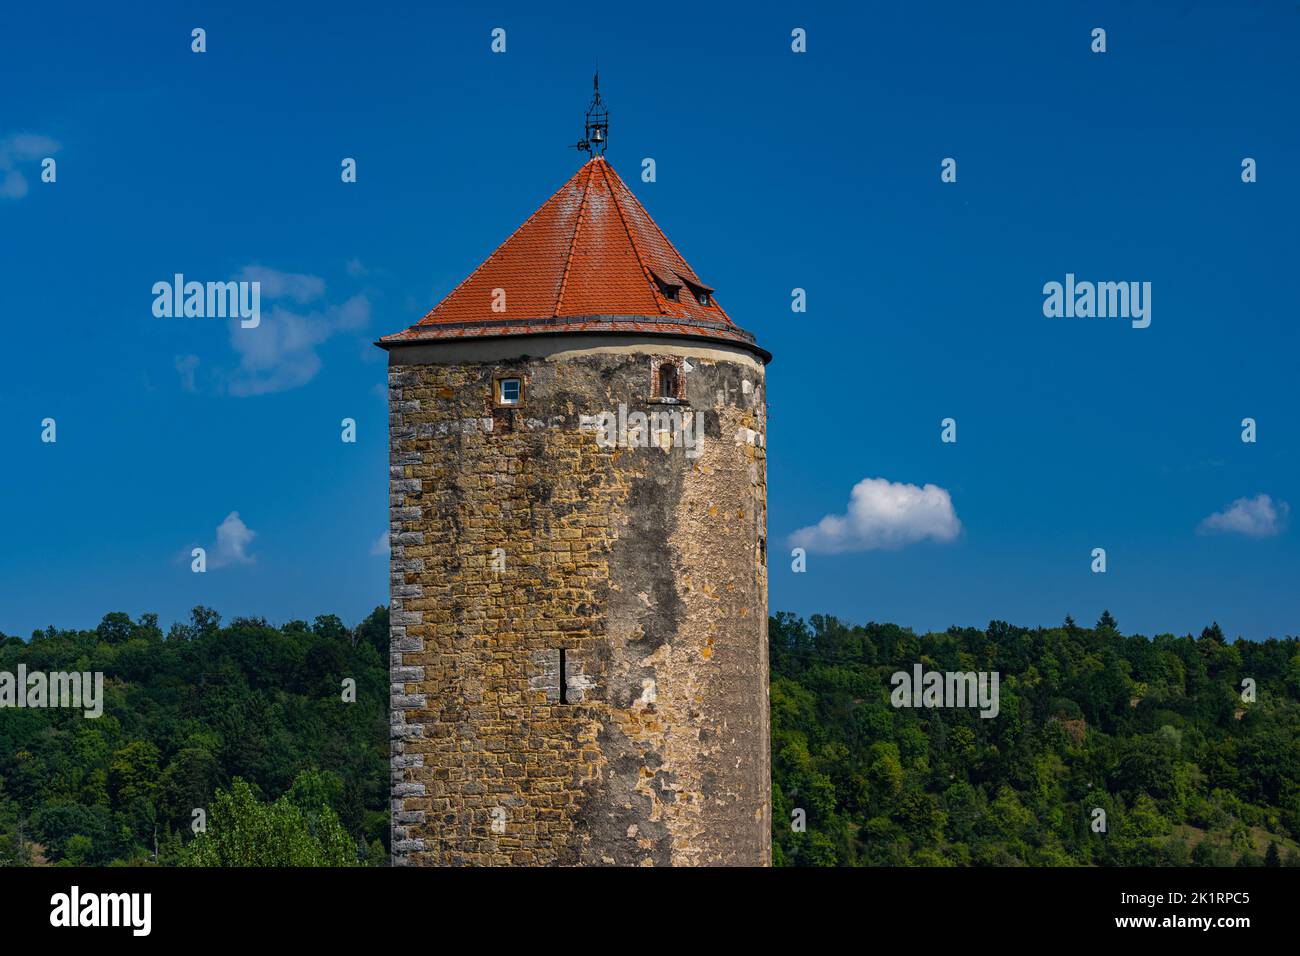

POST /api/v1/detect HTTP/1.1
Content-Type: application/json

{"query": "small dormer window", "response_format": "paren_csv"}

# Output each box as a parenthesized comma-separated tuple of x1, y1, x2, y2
(495, 377, 522, 406)
(650, 270, 682, 303)
(676, 273, 714, 308)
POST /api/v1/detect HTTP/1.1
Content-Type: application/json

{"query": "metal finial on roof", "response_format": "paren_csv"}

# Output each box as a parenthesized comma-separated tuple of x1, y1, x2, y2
(573, 71, 608, 157)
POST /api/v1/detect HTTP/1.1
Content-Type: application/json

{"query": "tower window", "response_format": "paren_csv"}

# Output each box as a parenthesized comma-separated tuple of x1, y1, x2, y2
(495, 377, 522, 406)
(656, 362, 679, 399)
(558, 649, 569, 705)
(676, 274, 714, 308)
(650, 270, 682, 303)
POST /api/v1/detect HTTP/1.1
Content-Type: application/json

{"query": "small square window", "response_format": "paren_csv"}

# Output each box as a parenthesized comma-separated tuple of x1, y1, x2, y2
(696, 292, 710, 306)
(496, 377, 522, 405)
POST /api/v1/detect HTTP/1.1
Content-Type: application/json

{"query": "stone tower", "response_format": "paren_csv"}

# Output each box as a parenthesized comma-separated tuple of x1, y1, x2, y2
(379, 140, 770, 865)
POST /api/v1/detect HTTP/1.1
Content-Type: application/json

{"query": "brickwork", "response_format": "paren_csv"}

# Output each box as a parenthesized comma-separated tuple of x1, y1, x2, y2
(388, 341, 769, 865)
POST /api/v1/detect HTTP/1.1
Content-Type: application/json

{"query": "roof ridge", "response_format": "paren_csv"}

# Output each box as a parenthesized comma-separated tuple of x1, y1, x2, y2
(602, 160, 726, 316)
(553, 160, 594, 317)
(420, 163, 589, 322)
(595, 158, 668, 317)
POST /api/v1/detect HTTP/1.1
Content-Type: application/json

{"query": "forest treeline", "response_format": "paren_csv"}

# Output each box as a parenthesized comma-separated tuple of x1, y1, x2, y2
(2, 608, 1297, 866)
(770, 612, 1300, 866)
(0, 608, 390, 866)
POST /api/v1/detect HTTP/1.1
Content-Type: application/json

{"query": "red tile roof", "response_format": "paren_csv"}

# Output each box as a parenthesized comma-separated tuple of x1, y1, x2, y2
(378, 157, 767, 360)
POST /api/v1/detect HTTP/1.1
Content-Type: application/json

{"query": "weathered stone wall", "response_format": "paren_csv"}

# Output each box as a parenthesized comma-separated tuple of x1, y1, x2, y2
(388, 337, 769, 865)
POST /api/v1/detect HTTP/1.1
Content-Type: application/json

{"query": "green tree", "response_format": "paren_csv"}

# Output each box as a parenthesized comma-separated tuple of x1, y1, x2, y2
(109, 741, 161, 805)
(182, 775, 358, 867)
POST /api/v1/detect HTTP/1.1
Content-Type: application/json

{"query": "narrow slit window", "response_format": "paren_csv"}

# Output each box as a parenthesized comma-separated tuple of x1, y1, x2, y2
(558, 648, 569, 704)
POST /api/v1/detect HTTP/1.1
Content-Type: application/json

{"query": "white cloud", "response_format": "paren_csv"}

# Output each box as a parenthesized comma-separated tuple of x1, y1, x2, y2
(225, 265, 370, 396)
(188, 511, 257, 569)
(346, 258, 369, 277)
(214, 511, 256, 566)
(0, 172, 26, 199)
(175, 354, 199, 392)
(370, 531, 389, 556)
(1199, 494, 1289, 538)
(789, 477, 962, 554)
(238, 264, 325, 303)
(0, 133, 60, 200)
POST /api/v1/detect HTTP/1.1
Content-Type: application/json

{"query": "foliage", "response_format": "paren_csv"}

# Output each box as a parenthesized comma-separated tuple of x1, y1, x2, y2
(769, 612, 1300, 867)
(182, 771, 356, 866)
(5, 603, 1297, 868)
(0, 607, 389, 867)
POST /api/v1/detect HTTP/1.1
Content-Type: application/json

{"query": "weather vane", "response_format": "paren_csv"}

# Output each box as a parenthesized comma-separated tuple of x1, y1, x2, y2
(573, 71, 608, 156)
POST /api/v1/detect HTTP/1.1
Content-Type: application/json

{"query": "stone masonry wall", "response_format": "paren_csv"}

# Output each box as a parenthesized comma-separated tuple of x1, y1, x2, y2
(388, 341, 769, 865)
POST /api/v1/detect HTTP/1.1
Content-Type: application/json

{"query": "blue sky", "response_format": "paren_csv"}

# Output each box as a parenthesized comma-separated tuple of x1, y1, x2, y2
(1, 1, 1296, 640)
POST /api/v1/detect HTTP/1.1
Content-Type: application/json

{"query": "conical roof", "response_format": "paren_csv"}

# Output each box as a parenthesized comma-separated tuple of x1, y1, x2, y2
(378, 157, 766, 360)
